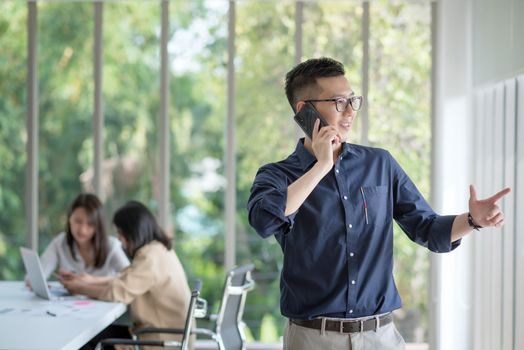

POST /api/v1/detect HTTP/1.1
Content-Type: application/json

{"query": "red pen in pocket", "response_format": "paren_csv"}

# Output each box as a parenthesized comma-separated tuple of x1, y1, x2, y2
(360, 187, 369, 225)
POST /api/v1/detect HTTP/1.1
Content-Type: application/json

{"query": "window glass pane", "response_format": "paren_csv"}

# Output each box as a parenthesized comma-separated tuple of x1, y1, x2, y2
(0, 1, 27, 279)
(369, 0, 432, 343)
(235, 1, 296, 341)
(166, 0, 229, 339)
(303, 1, 363, 141)
(38, 2, 94, 253)
(1, 1, 432, 346)
(102, 2, 159, 221)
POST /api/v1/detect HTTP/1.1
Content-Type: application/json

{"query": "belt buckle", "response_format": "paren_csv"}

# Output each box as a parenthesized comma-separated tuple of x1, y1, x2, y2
(339, 320, 353, 334)
(339, 320, 345, 334)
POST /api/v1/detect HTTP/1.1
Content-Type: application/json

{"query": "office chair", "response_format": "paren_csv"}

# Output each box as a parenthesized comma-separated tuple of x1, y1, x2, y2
(95, 280, 207, 350)
(192, 264, 255, 350)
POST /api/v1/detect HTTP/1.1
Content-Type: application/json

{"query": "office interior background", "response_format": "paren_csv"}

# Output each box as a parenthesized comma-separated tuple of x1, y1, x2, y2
(0, 0, 522, 349)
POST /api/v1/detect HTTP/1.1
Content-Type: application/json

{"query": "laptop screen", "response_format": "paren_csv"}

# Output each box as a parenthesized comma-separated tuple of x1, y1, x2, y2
(20, 247, 54, 300)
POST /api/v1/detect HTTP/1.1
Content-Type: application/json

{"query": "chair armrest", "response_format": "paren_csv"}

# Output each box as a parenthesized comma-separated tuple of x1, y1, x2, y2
(135, 326, 216, 338)
(96, 338, 168, 349)
(198, 313, 218, 322)
(134, 327, 185, 336)
(227, 279, 255, 295)
(195, 297, 207, 318)
(192, 327, 216, 338)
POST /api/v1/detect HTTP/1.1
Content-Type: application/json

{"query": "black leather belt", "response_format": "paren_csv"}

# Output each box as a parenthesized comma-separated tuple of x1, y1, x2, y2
(291, 313, 392, 334)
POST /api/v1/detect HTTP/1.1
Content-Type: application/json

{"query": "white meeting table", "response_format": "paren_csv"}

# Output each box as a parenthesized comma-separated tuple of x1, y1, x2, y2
(0, 281, 126, 350)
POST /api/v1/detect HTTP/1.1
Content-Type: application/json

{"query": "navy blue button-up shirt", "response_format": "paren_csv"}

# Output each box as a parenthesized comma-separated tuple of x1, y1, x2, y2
(247, 139, 460, 320)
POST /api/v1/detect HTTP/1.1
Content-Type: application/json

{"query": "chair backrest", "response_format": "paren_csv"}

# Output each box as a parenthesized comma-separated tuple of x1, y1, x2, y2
(215, 264, 255, 350)
(177, 280, 204, 350)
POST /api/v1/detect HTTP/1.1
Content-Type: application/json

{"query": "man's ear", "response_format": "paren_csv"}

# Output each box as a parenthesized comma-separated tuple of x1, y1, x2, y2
(295, 100, 306, 112)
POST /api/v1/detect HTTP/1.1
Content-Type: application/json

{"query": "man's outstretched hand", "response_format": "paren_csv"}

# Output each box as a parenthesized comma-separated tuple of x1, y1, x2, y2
(469, 185, 511, 228)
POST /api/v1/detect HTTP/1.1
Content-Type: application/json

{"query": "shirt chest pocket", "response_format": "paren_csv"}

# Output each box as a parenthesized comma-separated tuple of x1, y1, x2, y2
(359, 185, 390, 224)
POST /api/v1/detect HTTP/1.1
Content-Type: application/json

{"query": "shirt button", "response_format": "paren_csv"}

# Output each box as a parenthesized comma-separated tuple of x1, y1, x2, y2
(343, 195, 348, 200)
(349, 224, 352, 228)
(349, 309, 354, 314)
(350, 252, 354, 257)
(336, 169, 339, 173)
(351, 280, 356, 285)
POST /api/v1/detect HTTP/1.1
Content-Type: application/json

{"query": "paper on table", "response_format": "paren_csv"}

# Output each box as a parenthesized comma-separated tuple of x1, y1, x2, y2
(0, 300, 113, 319)
(0, 305, 51, 317)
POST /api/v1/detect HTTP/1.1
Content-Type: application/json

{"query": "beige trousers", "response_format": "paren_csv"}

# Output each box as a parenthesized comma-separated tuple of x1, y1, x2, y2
(284, 319, 406, 350)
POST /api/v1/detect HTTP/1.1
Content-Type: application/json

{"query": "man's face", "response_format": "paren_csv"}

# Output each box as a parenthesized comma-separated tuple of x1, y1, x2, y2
(309, 75, 357, 143)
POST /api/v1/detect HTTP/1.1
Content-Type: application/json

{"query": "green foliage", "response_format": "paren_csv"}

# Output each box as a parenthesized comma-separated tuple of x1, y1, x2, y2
(260, 313, 280, 342)
(0, 1, 28, 279)
(369, 1, 431, 341)
(0, 0, 431, 343)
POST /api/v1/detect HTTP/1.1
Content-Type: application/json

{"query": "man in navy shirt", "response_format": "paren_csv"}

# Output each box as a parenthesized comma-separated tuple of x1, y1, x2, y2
(247, 57, 510, 350)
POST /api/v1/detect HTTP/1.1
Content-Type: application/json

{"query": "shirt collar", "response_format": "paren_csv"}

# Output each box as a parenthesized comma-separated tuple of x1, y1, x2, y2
(294, 138, 358, 170)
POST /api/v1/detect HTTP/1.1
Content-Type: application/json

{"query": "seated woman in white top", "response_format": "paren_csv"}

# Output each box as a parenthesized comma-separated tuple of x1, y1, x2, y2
(40, 193, 129, 280)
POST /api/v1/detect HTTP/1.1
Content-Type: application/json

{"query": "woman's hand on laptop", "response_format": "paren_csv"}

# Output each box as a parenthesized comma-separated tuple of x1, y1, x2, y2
(57, 269, 76, 281)
(58, 273, 112, 299)
(24, 276, 33, 290)
(59, 275, 82, 295)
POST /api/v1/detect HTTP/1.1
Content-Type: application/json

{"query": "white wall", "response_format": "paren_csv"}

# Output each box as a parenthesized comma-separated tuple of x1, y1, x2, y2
(431, 0, 472, 349)
(471, 74, 524, 350)
(472, 0, 524, 85)
(434, 0, 524, 349)
(470, 0, 524, 349)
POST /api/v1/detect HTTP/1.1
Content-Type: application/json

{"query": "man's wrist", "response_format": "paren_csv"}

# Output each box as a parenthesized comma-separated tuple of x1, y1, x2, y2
(467, 212, 482, 231)
(313, 161, 332, 176)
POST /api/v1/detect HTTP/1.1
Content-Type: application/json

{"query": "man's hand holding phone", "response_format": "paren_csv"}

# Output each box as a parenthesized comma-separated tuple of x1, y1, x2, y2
(294, 102, 341, 168)
(311, 118, 340, 170)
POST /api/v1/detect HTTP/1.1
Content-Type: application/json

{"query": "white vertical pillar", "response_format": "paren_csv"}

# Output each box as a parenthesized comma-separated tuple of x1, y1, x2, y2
(515, 74, 524, 350)
(472, 91, 485, 350)
(26, 1, 38, 250)
(428, 3, 441, 348)
(294, 1, 303, 66)
(501, 78, 516, 350)
(360, 1, 369, 146)
(93, 1, 104, 198)
(294, 0, 303, 140)
(225, 0, 236, 270)
(430, 0, 473, 349)
(159, 0, 171, 232)
(491, 83, 505, 350)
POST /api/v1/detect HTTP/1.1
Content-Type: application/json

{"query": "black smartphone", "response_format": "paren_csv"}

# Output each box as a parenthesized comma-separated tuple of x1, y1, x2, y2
(293, 102, 328, 140)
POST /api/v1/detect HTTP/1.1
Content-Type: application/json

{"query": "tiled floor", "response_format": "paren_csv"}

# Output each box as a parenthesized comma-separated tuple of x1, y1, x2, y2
(194, 340, 429, 350)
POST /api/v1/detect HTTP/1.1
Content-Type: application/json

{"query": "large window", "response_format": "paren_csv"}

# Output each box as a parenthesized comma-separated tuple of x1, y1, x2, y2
(166, 0, 229, 336)
(101, 2, 160, 222)
(234, 1, 296, 339)
(0, 0, 432, 344)
(37, 1, 94, 250)
(368, 2, 431, 342)
(0, 1, 27, 279)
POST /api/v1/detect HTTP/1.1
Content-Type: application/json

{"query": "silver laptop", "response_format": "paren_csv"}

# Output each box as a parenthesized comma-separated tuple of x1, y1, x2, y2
(20, 247, 71, 300)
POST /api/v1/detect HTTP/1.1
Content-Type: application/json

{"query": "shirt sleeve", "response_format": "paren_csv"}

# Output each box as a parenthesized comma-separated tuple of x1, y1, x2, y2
(389, 152, 460, 253)
(40, 236, 60, 279)
(99, 250, 157, 304)
(247, 165, 297, 238)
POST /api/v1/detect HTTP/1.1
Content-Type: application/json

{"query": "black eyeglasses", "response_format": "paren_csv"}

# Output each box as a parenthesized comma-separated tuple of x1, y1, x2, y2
(305, 95, 363, 112)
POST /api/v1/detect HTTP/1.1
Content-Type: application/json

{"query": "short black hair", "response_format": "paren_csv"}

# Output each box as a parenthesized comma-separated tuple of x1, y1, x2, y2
(113, 201, 171, 258)
(285, 57, 345, 112)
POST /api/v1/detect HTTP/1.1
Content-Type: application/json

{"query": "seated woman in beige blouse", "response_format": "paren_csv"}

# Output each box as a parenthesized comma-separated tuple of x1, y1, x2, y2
(60, 200, 192, 349)
(38, 193, 129, 282)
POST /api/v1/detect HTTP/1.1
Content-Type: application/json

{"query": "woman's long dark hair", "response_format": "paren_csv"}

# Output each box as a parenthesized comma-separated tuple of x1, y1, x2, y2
(65, 193, 109, 268)
(112, 201, 171, 258)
